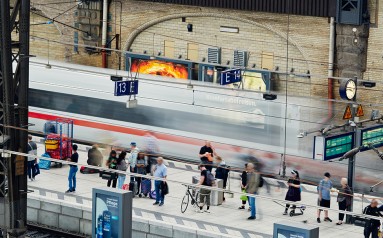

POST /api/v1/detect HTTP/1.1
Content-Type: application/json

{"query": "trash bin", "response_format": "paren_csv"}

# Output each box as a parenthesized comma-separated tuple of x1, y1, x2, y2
(192, 176, 223, 206)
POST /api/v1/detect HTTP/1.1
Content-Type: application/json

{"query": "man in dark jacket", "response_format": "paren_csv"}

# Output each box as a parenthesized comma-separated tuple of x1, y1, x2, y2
(363, 199, 382, 238)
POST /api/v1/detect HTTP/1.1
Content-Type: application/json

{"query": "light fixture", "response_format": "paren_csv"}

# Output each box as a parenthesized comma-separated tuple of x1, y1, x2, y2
(362, 81, 376, 88)
(149, 56, 156, 60)
(157, 52, 162, 56)
(110, 76, 123, 81)
(202, 57, 206, 62)
(178, 55, 182, 59)
(263, 93, 277, 100)
(187, 24, 193, 32)
(143, 50, 147, 54)
(290, 68, 294, 73)
(275, 66, 279, 71)
(252, 64, 256, 68)
(226, 60, 230, 65)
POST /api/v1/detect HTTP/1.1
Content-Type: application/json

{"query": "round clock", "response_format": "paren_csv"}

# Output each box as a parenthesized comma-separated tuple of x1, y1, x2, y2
(339, 79, 356, 100)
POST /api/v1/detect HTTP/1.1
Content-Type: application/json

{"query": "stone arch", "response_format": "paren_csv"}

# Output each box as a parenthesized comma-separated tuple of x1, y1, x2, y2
(124, 12, 310, 64)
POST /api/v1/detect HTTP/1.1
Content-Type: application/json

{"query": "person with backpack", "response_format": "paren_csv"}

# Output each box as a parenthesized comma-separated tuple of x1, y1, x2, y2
(335, 177, 352, 225)
(283, 170, 301, 215)
(197, 164, 215, 213)
(214, 156, 229, 201)
(106, 150, 118, 188)
(246, 163, 260, 220)
(317, 172, 333, 223)
(116, 151, 128, 189)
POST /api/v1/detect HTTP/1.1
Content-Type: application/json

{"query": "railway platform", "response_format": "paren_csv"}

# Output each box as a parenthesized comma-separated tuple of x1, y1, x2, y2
(23, 140, 375, 238)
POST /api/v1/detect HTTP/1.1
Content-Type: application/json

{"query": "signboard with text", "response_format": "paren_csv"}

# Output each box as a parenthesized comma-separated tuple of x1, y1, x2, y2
(220, 68, 242, 85)
(313, 132, 355, 161)
(359, 124, 383, 151)
(114, 80, 138, 96)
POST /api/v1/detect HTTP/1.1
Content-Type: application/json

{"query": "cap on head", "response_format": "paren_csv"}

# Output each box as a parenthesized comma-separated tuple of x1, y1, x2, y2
(130, 142, 137, 147)
(324, 172, 331, 178)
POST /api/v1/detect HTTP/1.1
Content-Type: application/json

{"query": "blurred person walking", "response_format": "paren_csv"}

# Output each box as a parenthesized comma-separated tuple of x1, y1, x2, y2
(66, 144, 79, 193)
(87, 144, 103, 166)
(246, 163, 260, 220)
(283, 170, 301, 215)
(27, 135, 38, 182)
(153, 157, 167, 206)
(317, 172, 333, 223)
(363, 199, 382, 238)
(214, 156, 229, 201)
(335, 178, 352, 225)
(144, 131, 160, 175)
(116, 151, 128, 189)
(238, 163, 248, 210)
(199, 141, 215, 172)
(128, 142, 139, 182)
(106, 150, 118, 188)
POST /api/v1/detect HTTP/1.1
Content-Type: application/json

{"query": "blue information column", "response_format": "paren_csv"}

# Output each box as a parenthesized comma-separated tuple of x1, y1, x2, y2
(92, 187, 132, 238)
(220, 68, 242, 85)
(114, 80, 139, 96)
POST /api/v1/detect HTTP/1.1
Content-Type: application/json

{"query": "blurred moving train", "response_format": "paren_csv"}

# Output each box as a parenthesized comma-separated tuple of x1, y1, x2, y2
(28, 59, 382, 194)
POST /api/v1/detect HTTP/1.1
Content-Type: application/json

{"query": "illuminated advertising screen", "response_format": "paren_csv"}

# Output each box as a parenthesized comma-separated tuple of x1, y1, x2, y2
(243, 71, 266, 91)
(131, 58, 189, 79)
(95, 194, 120, 238)
(360, 125, 383, 151)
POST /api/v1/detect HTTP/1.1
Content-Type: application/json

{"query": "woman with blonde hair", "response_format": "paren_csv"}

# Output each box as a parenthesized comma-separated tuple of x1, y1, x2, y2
(336, 177, 352, 225)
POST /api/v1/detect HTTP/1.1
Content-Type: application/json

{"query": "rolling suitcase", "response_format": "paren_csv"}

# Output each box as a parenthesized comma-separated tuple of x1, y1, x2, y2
(141, 179, 151, 196)
(129, 181, 138, 197)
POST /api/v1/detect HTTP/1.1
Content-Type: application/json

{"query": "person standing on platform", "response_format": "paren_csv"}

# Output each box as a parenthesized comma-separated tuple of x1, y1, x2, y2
(283, 170, 301, 215)
(197, 164, 214, 213)
(363, 199, 382, 238)
(87, 144, 103, 166)
(199, 141, 215, 172)
(116, 151, 128, 189)
(136, 152, 147, 195)
(317, 172, 333, 223)
(335, 178, 352, 225)
(27, 135, 38, 182)
(153, 157, 167, 206)
(238, 163, 248, 210)
(66, 144, 79, 193)
(214, 156, 229, 202)
(246, 163, 260, 220)
(128, 142, 139, 182)
(106, 150, 118, 188)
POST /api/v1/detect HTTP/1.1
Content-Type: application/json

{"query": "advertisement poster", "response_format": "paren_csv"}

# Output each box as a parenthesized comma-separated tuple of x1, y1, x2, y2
(242, 71, 266, 91)
(130, 58, 189, 79)
(277, 229, 305, 238)
(95, 193, 120, 238)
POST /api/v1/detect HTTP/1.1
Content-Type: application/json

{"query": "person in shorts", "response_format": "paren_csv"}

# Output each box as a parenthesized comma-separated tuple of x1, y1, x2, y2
(317, 172, 333, 223)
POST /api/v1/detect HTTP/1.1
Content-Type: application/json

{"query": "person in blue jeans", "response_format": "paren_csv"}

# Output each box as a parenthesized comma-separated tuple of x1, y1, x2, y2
(66, 144, 79, 193)
(153, 157, 167, 206)
(245, 163, 260, 220)
(317, 172, 333, 223)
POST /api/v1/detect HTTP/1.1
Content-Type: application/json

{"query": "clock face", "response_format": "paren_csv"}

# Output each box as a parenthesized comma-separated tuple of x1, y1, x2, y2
(346, 80, 356, 99)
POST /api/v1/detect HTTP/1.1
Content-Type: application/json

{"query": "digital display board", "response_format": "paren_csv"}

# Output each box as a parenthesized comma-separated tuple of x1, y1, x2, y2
(277, 229, 306, 238)
(313, 132, 355, 161)
(360, 125, 383, 151)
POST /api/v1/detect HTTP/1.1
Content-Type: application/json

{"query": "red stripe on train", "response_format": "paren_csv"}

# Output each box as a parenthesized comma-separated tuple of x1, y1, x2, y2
(28, 111, 210, 148)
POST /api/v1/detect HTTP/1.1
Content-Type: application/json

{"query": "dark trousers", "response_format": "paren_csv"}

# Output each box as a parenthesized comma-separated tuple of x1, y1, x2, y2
(364, 224, 379, 238)
(27, 160, 35, 179)
(285, 204, 296, 211)
(136, 176, 142, 194)
(338, 200, 347, 221)
(130, 167, 137, 182)
(107, 178, 117, 188)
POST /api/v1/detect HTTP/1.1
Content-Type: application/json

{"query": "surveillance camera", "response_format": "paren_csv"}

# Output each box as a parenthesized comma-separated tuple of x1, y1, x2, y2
(349, 120, 356, 127)
(297, 132, 304, 139)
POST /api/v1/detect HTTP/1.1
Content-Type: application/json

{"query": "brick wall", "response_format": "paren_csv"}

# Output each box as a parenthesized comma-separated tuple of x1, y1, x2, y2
(29, 0, 331, 97)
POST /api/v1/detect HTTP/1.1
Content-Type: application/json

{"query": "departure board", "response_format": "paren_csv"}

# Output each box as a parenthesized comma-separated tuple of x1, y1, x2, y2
(360, 125, 383, 151)
(322, 132, 354, 161)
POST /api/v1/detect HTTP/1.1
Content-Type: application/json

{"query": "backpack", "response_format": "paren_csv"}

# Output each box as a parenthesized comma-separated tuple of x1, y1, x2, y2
(205, 171, 215, 186)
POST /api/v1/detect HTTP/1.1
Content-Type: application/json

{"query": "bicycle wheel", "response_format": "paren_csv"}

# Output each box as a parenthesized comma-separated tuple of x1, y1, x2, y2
(194, 191, 206, 208)
(181, 193, 189, 213)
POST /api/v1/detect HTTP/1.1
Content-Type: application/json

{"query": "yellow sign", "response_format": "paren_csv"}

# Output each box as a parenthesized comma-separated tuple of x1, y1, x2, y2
(343, 105, 352, 120)
(357, 104, 364, 117)
(15, 155, 24, 176)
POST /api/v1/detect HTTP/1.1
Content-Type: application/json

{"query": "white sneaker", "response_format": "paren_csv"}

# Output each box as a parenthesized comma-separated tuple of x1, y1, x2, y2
(204, 209, 211, 213)
(29, 178, 33, 182)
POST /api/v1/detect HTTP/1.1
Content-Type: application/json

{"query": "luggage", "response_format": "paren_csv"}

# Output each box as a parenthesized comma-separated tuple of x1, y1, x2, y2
(129, 181, 138, 197)
(80, 166, 99, 174)
(122, 184, 129, 191)
(38, 153, 51, 170)
(141, 179, 151, 196)
(149, 190, 156, 200)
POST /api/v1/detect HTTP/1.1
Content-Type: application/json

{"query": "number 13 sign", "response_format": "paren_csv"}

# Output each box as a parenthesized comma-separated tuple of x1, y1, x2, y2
(114, 80, 139, 96)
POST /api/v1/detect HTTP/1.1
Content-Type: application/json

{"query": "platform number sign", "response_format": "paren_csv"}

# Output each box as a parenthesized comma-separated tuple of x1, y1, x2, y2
(220, 68, 242, 85)
(114, 80, 139, 96)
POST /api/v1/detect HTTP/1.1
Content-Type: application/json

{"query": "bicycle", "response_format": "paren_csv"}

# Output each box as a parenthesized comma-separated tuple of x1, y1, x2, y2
(181, 184, 205, 213)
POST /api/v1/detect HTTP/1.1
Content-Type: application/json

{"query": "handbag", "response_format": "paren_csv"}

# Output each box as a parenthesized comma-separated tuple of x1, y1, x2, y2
(240, 189, 248, 201)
